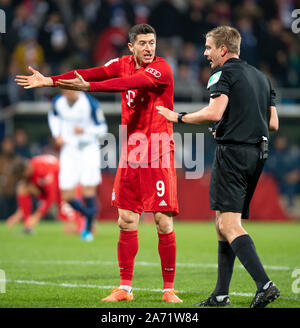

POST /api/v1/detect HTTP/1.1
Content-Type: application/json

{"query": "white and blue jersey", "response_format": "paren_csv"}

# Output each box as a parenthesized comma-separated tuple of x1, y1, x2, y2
(48, 92, 108, 190)
(48, 92, 107, 148)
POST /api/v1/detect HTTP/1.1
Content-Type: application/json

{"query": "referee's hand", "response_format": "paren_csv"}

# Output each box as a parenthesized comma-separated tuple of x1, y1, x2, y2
(156, 106, 178, 123)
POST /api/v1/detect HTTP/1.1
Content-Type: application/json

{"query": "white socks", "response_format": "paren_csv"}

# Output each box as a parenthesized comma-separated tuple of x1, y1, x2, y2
(119, 285, 132, 294)
(216, 295, 229, 302)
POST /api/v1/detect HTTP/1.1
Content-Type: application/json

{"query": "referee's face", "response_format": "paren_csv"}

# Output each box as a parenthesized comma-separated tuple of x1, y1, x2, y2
(204, 36, 223, 69)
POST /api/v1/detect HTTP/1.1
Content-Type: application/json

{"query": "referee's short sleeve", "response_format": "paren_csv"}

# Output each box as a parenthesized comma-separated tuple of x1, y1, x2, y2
(207, 69, 230, 98)
(267, 79, 276, 106)
(270, 89, 276, 106)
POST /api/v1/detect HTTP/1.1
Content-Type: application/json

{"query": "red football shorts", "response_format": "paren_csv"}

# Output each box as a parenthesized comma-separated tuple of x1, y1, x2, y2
(112, 152, 179, 216)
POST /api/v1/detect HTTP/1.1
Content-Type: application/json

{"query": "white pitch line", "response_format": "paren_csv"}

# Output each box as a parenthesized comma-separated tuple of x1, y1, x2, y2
(0, 260, 293, 272)
(5, 279, 300, 303)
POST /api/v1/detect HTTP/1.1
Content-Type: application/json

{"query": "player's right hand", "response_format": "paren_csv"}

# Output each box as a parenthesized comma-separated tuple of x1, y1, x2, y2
(15, 66, 53, 89)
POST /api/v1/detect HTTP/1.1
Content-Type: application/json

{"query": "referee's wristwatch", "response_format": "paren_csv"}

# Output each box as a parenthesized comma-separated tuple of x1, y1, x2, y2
(177, 112, 187, 123)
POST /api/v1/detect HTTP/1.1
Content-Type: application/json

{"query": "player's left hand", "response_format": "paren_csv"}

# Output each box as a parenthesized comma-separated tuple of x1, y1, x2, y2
(156, 106, 178, 123)
(56, 71, 90, 91)
(74, 126, 84, 134)
(25, 212, 42, 229)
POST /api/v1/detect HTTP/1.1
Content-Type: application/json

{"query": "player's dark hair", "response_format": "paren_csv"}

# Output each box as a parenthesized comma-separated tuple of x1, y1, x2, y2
(12, 157, 29, 180)
(128, 24, 156, 44)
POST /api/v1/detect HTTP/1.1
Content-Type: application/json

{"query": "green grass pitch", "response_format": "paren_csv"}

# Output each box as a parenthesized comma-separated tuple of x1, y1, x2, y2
(0, 220, 299, 308)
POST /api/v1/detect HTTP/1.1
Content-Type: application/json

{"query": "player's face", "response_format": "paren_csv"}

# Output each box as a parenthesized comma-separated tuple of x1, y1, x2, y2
(22, 164, 32, 179)
(129, 33, 156, 69)
(63, 89, 79, 104)
(204, 36, 224, 69)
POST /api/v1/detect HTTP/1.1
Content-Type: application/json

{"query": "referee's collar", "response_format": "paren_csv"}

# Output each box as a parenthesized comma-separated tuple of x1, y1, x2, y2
(223, 57, 242, 65)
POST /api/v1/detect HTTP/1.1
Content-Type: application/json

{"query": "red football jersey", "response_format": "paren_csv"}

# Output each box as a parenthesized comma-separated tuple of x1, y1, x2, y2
(52, 55, 175, 165)
(107, 55, 175, 165)
(30, 155, 60, 215)
(51, 55, 178, 213)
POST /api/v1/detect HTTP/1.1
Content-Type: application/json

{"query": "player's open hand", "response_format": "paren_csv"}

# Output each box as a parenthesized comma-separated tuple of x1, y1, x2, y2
(156, 106, 179, 123)
(15, 66, 53, 89)
(56, 71, 90, 92)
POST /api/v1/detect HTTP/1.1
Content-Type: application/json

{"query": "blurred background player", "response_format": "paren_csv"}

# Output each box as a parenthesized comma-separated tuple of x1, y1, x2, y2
(48, 89, 108, 241)
(6, 154, 83, 234)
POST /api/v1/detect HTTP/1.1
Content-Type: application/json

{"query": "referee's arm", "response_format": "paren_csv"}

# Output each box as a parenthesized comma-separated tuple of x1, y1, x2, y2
(269, 106, 279, 131)
(156, 94, 228, 124)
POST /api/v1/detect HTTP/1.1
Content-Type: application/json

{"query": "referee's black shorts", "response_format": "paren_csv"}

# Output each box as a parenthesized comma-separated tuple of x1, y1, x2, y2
(209, 143, 265, 219)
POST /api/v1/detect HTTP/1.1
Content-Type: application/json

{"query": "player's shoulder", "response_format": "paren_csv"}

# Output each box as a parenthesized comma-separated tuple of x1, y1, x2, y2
(32, 155, 59, 166)
(30, 155, 42, 169)
(151, 56, 172, 70)
(104, 57, 121, 67)
(145, 56, 173, 78)
(82, 92, 99, 106)
(52, 94, 63, 105)
(83, 92, 96, 100)
(118, 55, 133, 64)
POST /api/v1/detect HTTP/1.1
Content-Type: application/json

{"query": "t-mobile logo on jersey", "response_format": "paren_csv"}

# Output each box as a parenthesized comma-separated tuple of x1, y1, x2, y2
(126, 90, 136, 108)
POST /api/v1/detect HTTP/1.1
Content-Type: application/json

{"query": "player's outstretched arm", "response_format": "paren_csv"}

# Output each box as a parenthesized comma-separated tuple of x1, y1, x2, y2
(56, 71, 90, 91)
(15, 66, 53, 89)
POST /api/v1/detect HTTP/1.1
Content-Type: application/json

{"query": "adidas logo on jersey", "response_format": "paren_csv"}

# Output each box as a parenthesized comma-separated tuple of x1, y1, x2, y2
(159, 200, 167, 206)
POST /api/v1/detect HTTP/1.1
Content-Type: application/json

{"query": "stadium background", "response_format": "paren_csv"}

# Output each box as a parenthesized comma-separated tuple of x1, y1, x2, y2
(0, 0, 300, 223)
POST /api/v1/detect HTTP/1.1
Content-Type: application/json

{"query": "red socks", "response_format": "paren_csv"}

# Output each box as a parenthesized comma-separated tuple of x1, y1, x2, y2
(118, 230, 139, 286)
(117, 229, 177, 290)
(18, 194, 32, 225)
(158, 230, 176, 290)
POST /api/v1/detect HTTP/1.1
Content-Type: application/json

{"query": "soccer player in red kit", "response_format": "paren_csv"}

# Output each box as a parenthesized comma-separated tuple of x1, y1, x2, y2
(15, 24, 182, 303)
(6, 155, 83, 233)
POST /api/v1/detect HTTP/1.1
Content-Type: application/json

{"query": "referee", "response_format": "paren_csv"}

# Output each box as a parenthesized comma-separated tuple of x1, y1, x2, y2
(157, 26, 280, 308)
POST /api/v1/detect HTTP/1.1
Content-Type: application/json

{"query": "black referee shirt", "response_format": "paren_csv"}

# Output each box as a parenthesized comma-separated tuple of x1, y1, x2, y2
(207, 58, 276, 144)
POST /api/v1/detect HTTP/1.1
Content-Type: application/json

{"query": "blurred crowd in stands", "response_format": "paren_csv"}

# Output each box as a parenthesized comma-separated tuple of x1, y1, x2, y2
(0, 0, 300, 105)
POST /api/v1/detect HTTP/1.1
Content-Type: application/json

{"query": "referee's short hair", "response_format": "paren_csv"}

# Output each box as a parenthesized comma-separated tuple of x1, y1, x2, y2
(128, 24, 156, 44)
(206, 26, 241, 55)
